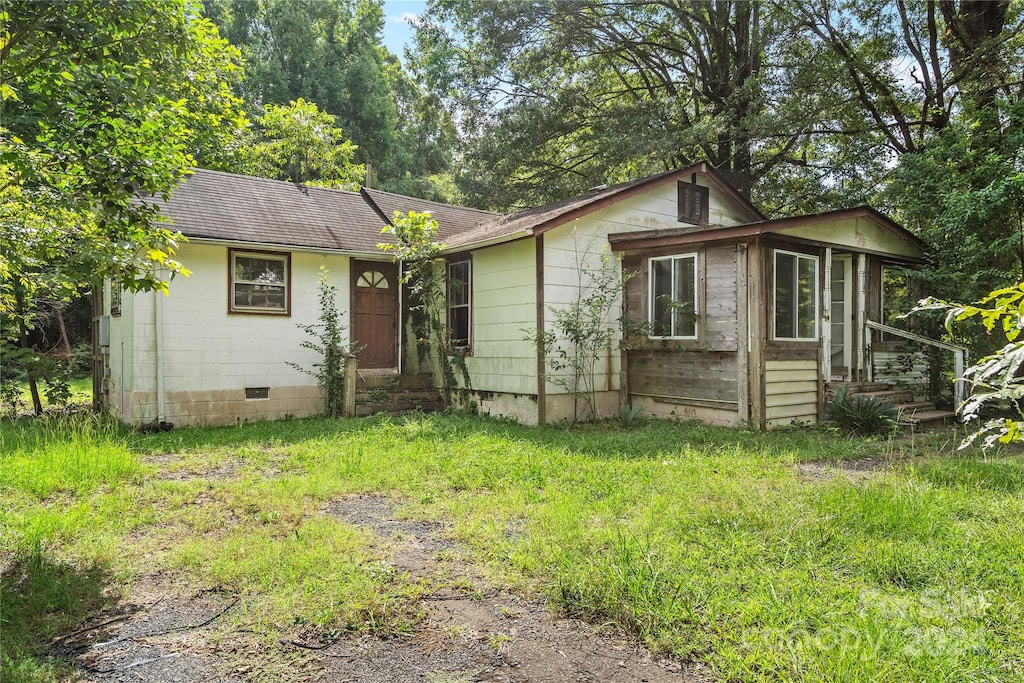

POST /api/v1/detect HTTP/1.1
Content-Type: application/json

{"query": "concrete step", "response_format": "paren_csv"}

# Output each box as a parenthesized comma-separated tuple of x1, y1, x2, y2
(354, 385, 443, 417)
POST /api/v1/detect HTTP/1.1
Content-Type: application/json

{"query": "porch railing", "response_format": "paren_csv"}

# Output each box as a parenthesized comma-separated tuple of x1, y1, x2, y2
(864, 320, 968, 409)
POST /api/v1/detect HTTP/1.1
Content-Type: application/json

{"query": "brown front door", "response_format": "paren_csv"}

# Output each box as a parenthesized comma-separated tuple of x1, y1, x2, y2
(352, 261, 398, 369)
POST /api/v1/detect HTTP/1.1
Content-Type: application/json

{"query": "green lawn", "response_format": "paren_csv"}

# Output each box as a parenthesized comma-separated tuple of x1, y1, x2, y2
(1, 413, 1022, 682)
(3, 377, 92, 415)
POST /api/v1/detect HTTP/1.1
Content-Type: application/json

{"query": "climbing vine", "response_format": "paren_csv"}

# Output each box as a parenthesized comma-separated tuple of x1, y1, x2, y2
(379, 211, 466, 406)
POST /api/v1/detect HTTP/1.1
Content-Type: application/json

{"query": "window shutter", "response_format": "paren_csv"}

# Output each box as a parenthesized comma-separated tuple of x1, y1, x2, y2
(677, 181, 709, 224)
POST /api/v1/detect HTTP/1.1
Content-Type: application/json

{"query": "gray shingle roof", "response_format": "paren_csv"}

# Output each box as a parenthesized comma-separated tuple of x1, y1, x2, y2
(360, 187, 497, 240)
(149, 169, 391, 253)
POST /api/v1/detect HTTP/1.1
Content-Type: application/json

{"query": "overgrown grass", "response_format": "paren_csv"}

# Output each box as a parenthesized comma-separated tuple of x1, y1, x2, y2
(2, 413, 1022, 682)
(2, 378, 92, 415)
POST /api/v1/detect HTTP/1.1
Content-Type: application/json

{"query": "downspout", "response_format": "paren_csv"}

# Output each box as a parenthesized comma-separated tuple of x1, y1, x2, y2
(154, 286, 166, 424)
(397, 259, 404, 375)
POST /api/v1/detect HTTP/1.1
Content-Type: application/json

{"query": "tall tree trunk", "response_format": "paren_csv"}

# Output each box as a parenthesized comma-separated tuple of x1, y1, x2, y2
(15, 291, 43, 416)
(55, 304, 72, 366)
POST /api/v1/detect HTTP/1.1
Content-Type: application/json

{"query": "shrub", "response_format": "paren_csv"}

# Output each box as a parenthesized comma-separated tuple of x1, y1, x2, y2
(826, 386, 897, 435)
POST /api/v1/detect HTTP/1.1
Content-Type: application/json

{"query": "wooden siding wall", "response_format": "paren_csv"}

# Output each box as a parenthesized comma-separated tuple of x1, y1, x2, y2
(623, 243, 741, 424)
(765, 356, 819, 426)
(873, 349, 929, 400)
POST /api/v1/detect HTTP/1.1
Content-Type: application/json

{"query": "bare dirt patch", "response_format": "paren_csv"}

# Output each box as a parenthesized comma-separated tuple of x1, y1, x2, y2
(797, 457, 892, 481)
(58, 495, 705, 682)
(312, 494, 705, 682)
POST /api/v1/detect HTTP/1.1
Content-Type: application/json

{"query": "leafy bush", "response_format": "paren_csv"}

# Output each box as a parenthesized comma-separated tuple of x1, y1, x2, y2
(826, 386, 897, 435)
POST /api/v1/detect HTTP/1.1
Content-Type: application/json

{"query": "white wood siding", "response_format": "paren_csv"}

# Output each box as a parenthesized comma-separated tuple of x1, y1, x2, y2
(765, 358, 819, 427)
(460, 239, 537, 396)
(541, 177, 749, 410)
(116, 243, 353, 424)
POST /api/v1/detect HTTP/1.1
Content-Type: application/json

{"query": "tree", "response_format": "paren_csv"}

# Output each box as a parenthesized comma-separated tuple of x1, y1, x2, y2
(1, 0, 245, 413)
(205, 0, 457, 196)
(378, 210, 462, 406)
(917, 283, 1024, 449)
(240, 99, 365, 189)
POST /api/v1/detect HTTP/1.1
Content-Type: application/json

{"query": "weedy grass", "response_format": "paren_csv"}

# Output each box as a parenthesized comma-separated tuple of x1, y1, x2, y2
(2, 413, 1022, 682)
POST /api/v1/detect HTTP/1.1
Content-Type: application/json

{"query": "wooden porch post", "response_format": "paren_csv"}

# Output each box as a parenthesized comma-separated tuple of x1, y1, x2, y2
(748, 238, 766, 430)
(856, 253, 867, 381)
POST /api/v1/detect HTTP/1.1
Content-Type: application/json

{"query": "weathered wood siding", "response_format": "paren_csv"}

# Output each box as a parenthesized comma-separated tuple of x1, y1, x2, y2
(765, 358, 819, 426)
(622, 243, 742, 425)
(540, 176, 746, 417)
(873, 348, 929, 400)
(778, 217, 920, 259)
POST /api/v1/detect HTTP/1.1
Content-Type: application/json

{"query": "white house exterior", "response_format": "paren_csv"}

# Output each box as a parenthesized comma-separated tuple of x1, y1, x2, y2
(99, 164, 938, 429)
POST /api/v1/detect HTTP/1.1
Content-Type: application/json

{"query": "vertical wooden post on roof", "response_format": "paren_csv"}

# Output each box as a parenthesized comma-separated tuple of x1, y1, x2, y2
(736, 242, 750, 424)
(748, 238, 766, 430)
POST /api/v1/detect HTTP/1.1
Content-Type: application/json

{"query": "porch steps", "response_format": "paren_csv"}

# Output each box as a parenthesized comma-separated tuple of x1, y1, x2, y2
(826, 381, 956, 429)
(353, 372, 443, 416)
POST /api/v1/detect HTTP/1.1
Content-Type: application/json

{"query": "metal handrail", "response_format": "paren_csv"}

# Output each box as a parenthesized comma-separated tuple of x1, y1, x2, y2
(864, 320, 967, 408)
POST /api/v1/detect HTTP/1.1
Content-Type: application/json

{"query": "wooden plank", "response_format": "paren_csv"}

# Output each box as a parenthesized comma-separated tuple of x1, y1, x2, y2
(749, 238, 765, 429)
(736, 242, 750, 425)
(765, 359, 818, 371)
(765, 380, 818, 394)
(765, 369, 818, 383)
(767, 402, 819, 419)
(766, 393, 822, 408)
(765, 346, 818, 361)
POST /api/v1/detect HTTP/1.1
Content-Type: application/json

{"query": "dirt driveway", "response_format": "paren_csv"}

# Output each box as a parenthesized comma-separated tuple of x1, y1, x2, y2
(56, 494, 706, 682)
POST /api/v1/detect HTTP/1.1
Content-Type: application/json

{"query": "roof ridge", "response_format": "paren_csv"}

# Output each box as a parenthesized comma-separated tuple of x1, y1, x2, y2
(188, 167, 363, 198)
(362, 187, 499, 215)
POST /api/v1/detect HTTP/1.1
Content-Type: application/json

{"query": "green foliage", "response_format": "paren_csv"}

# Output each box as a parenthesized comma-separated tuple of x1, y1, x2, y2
(5, 414, 1018, 680)
(240, 99, 365, 189)
(379, 210, 463, 405)
(618, 403, 645, 427)
(826, 386, 898, 436)
(288, 268, 353, 418)
(534, 238, 633, 421)
(917, 284, 1024, 449)
(206, 0, 456, 195)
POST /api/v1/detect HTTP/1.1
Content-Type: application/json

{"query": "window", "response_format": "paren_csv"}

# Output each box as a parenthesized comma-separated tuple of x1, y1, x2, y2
(677, 181, 709, 224)
(229, 249, 290, 314)
(649, 254, 698, 339)
(447, 259, 471, 348)
(774, 249, 818, 340)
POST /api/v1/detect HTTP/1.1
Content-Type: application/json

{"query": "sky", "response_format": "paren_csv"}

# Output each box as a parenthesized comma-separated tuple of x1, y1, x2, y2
(382, 0, 427, 60)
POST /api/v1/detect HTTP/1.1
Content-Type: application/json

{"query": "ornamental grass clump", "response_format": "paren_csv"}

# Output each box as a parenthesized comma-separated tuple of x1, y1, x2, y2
(826, 386, 898, 435)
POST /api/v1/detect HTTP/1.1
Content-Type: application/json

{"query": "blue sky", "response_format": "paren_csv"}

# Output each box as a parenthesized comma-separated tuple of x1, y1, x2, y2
(382, 0, 427, 60)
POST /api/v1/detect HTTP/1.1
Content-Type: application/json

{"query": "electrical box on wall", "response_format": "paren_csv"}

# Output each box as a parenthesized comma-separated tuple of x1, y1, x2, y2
(98, 315, 110, 347)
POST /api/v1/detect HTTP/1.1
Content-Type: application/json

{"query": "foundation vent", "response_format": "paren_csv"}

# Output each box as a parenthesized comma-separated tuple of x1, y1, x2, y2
(245, 387, 270, 400)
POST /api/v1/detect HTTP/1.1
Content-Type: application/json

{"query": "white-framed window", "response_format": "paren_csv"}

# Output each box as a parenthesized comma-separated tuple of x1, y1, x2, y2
(447, 258, 471, 348)
(229, 249, 290, 315)
(773, 249, 818, 340)
(648, 253, 698, 339)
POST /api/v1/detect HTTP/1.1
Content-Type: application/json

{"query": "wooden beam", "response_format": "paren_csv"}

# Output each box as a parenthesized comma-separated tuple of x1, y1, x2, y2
(736, 243, 750, 424)
(748, 238, 766, 430)
(535, 235, 546, 425)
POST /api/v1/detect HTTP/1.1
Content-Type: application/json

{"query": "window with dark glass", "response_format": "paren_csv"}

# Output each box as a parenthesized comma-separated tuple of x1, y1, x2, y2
(649, 254, 698, 338)
(774, 250, 817, 340)
(229, 250, 289, 314)
(447, 259, 471, 348)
